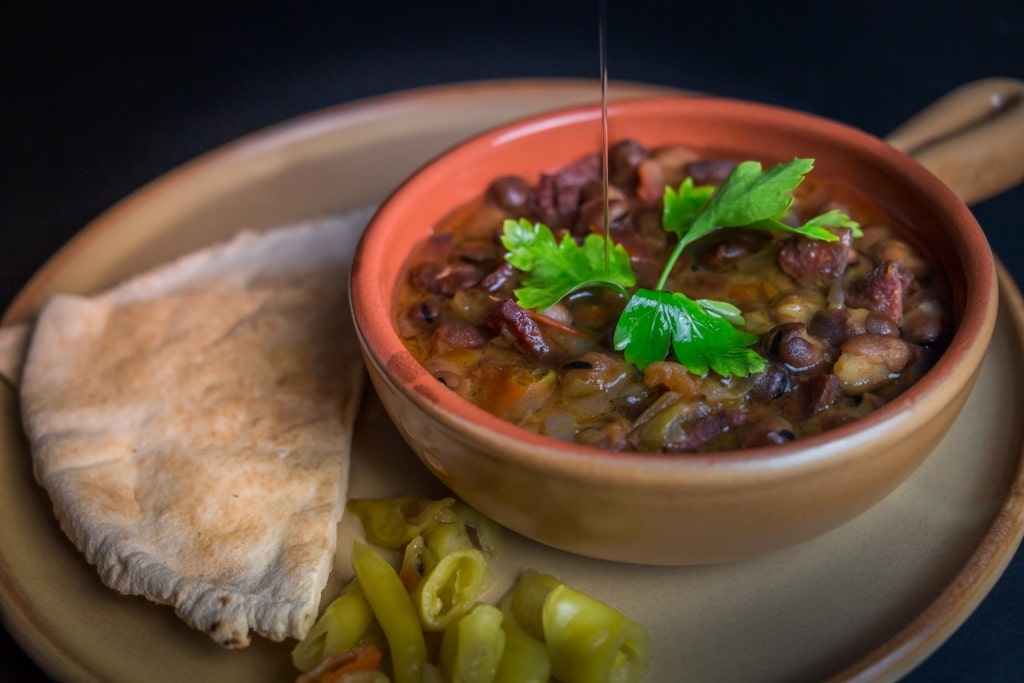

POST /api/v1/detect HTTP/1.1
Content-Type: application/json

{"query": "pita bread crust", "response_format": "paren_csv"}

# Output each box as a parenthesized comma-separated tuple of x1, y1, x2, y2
(18, 211, 372, 648)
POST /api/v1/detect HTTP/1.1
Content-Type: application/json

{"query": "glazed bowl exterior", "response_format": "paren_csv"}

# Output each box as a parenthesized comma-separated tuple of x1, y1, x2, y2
(350, 97, 998, 565)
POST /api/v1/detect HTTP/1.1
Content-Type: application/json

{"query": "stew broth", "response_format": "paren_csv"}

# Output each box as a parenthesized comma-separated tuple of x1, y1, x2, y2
(394, 141, 949, 453)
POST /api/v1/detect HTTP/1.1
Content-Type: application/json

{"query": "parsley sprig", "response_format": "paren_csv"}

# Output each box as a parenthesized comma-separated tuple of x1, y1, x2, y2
(500, 158, 860, 377)
(501, 218, 635, 310)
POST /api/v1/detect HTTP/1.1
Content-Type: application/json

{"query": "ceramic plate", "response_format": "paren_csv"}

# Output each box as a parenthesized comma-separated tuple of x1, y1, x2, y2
(1, 79, 1022, 683)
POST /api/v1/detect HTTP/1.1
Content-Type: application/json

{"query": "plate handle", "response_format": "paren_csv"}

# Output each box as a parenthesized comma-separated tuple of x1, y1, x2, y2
(885, 77, 1024, 205)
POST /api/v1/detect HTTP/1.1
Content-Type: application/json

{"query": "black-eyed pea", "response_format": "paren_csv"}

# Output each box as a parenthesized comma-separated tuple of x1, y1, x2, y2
(742, 416, 797, 448)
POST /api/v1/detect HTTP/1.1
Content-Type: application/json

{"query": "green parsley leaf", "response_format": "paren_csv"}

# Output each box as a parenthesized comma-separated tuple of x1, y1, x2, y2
(681, 158, 814, 250)
(612, 289, 766, 376)
(802, 209, 864, 238)
(654, 159, 859, 290)
(746, 217, 838, 242)
(746, 209, 863, 241)
(694, 299, 748, 327)
(662, 178, 715, 237)
(500, 218, 636, 311)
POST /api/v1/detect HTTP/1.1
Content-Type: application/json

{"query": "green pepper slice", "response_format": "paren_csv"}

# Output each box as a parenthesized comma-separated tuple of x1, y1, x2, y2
(291, 579, 374, 672)
(542, 583, 652, 683)
(493, 593, 551, 683)
(415, 547, 490, 632)
(440, 603, 506, 683)
(351, 541, 427, 683)
(348, 496, 456, 549)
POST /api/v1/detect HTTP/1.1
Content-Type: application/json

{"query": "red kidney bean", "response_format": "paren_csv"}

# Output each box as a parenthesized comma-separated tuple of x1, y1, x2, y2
(486, 175, 531, 211)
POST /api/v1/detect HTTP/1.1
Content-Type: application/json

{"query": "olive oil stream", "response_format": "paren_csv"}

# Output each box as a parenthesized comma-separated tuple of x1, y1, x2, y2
(599, 0, 612, 274)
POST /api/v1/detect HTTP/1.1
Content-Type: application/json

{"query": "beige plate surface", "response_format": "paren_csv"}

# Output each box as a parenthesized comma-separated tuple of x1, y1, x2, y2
(1, 79, 1022, 683)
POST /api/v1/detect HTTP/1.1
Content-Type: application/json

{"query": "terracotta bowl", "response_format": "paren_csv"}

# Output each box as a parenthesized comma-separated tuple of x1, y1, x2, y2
(351, 95, 1001, 566)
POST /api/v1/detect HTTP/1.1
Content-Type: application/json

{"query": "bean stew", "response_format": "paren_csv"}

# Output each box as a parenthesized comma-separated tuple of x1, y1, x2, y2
(394, 140, 949, 453)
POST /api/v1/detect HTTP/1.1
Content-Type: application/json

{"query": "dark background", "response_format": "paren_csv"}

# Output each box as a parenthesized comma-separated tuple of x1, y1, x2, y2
(2, 1, 1022, 680)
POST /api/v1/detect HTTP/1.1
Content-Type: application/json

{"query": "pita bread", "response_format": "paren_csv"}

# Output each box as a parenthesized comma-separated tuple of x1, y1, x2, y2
(15, 208, 373, 648)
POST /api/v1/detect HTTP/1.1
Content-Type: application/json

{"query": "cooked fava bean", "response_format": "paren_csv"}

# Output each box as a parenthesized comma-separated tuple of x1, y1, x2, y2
(834, 334, 912, 394)
(763, 322, 828, 373)
(902, 295, 945, 345)
(642, 361, 703, 396)
(870, 238, 930, 279)
(771, 289, 826, 325)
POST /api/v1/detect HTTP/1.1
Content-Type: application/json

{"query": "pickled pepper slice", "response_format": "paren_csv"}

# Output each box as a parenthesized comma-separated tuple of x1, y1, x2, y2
(415, 547, 490, 632)
(440, 603, 506, 683)
(351, 542, 427, 683)
(292, 580, 374, 672)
